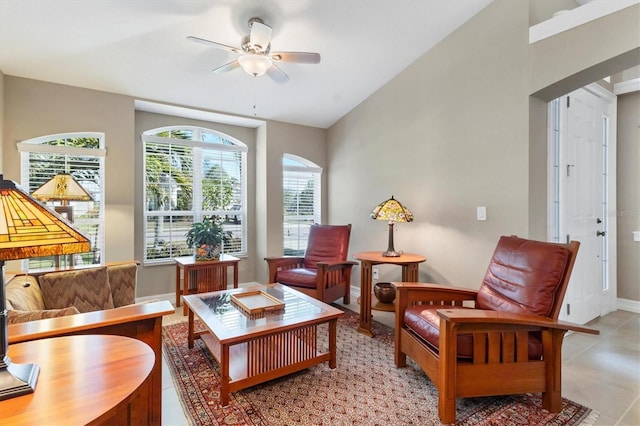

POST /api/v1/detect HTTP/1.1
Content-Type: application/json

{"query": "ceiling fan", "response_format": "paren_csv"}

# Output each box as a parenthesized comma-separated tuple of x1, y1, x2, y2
(188, 17, 321, 83)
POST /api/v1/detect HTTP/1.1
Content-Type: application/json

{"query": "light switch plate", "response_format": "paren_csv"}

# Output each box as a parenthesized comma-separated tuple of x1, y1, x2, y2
(633, 231, 640, 242)
(477, 206, 487, 221)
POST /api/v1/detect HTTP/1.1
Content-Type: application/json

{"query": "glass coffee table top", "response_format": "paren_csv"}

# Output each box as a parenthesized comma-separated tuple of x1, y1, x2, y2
(192, 284, 325, 332)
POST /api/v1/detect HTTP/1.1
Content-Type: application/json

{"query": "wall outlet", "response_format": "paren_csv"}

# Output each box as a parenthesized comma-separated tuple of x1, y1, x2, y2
(373, 268, 379, 279)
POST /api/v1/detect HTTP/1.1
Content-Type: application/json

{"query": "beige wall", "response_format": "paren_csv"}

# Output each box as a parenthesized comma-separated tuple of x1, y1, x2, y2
(3, 76, 136, 264)
(255, 120, 327, 284)
(617, 92, 640, 301)
(327, 0, 640, 296)
(529, 4, 640, 102)
(527, 4, 640, 303)
(328, 0, 530, 287)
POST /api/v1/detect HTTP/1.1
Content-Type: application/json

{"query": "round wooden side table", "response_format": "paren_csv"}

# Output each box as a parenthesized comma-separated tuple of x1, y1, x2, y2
(353, 251, 426, 337)
(2, 334, 154, 425)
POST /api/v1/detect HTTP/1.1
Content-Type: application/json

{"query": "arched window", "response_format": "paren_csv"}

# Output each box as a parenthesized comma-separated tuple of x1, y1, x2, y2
(142, 126, 247, 263)
(18, 132, 106, 268)
(283, 154, 322, 255)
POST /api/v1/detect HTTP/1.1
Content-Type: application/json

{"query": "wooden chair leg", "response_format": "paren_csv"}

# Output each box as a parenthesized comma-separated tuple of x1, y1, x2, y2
(542, 329, 565, 412)
(438, 319, 458, 424)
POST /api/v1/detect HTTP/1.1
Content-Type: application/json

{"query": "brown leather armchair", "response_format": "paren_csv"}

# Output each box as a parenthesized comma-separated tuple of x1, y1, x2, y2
(393, 235, 599, 424)
(265, 224, 357, 304)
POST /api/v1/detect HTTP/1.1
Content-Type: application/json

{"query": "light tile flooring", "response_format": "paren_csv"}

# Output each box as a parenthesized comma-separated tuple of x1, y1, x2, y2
(160, 299, 640, 426)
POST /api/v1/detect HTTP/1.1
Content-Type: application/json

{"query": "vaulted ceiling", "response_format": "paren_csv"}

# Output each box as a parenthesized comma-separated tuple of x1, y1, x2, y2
(0, 0, 493, 128)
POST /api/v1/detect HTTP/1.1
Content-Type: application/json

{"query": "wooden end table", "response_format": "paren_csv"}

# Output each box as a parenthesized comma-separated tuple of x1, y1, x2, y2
(353, 251, 426, 337)
(174, 254, 240, 315)
(183, 283, 343, 406)
(2, 334, 155, 425)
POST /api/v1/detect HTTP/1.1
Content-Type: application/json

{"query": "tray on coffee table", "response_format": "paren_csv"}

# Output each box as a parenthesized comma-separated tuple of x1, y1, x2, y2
(231, 290, 285, 318)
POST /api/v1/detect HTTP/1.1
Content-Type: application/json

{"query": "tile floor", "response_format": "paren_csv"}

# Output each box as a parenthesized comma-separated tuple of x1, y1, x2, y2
(160, 296, 640, 426)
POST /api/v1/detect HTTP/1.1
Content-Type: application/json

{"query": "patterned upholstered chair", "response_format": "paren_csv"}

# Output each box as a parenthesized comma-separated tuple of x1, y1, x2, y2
(393, 235, 599, 423)
(265, 224, 357, 304)
(5, 261, 139, 324)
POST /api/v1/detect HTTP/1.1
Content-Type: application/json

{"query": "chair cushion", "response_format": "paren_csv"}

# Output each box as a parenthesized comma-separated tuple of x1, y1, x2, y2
(40, 266, 114, 313)
(303, 224, 350, 269)
(476, 236, 570, 317)
(404, 305, 543, 360)
(275, 268, 317, 289)
(5, 275, 46, 311)
(405, 305, 475, 359)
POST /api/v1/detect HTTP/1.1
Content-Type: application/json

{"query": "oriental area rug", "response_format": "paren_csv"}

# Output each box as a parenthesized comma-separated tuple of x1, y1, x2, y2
(162, 308, 598, 426)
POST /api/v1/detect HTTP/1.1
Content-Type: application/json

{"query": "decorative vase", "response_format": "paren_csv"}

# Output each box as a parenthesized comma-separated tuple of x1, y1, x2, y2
(195, 244, 221, 261)
(374, 282, 396, 304)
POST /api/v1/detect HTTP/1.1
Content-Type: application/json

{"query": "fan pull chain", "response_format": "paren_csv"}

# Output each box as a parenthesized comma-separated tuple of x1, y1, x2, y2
(253, 79, 258, 117)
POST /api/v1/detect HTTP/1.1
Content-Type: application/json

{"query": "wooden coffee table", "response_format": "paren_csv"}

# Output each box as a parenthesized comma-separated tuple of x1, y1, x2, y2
(183, 284, 344, 406)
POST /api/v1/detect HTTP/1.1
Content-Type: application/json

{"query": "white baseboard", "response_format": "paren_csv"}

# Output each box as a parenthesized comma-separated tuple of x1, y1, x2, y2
(136, 292, 174, 304)
(617, 298, 640, 313)
(351, 286, 361, 299)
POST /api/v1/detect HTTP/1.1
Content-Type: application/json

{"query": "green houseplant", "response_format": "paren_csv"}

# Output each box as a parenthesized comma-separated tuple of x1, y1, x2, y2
(185, 216, 231, 261)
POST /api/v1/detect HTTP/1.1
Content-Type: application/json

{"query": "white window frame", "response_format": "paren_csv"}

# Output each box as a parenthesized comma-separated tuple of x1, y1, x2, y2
(17, 132, 106, 268)
(283, 154, 322, 256)
(141, 125, 248, 264)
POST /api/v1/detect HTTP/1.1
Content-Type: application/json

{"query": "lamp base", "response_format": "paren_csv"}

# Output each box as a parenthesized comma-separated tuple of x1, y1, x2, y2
(382, 222, 402, 257)
(0, 356, 39, 400)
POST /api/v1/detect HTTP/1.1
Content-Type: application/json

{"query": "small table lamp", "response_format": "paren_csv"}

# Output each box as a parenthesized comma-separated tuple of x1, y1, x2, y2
(31, 173, 93, 267)
(30, 172, 93, 222)
(0, 175, 91, 400)
(370, 195, 414, 257)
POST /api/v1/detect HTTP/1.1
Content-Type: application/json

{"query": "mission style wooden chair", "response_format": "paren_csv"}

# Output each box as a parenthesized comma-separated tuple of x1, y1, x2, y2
(393, 235, 599, 424)
(265, 224, 357, 304)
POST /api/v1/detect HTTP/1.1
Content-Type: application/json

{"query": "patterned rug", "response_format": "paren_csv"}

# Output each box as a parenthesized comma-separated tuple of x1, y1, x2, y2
(162, 307, 598, 426)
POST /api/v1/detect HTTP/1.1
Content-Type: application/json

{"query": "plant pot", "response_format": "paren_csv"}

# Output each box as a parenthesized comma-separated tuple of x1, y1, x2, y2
(195, 244, 221, 261)
(374, 282, 396, 304)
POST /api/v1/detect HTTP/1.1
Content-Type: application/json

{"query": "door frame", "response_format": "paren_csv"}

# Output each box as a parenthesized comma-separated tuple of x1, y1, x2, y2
(546, 82, 617, 321)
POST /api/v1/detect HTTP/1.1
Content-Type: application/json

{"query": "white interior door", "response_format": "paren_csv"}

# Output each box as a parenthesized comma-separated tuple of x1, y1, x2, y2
(549, 85, 616, 324)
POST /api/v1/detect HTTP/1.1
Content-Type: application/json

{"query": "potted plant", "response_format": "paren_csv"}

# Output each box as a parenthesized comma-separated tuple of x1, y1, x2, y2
(185, 216, 231, 261)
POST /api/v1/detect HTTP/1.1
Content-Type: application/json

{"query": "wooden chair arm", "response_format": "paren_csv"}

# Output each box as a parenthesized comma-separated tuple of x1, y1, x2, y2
(264, 256, 305, 282)
(8, 300, 175, 344)
(264, 256, 305, 268)
(316, 260, 358, 271)
(436, 308, 600, 335)
(316, 261, 356, 286)
(393, 282, 479, 306)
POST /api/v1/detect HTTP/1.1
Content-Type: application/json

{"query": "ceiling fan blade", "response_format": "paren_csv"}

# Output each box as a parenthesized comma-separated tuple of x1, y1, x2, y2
(249, 20, 272, 52)
(187, 36, 241, 53)
(212, 61, 241, 74)
(266, 64, 289, 83)
(270, 51, 321, 64)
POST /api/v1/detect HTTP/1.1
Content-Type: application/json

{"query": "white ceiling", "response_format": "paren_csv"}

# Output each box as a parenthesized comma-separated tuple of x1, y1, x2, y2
(0, 0, 493, 129)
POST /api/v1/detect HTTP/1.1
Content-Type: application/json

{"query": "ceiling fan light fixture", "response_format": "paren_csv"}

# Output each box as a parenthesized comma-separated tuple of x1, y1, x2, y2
(238, 53, 272, 77)
(188, 18, 319, 83)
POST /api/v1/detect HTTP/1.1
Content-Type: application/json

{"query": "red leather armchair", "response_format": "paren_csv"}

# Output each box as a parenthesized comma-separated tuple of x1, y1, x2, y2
(265, 224, 357, 304)
(393, 235, 599, 424)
